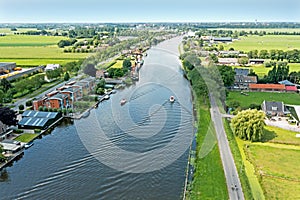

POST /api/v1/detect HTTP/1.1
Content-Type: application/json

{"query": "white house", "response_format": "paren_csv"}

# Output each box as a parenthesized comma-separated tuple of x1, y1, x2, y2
(45, 64, 61, 71)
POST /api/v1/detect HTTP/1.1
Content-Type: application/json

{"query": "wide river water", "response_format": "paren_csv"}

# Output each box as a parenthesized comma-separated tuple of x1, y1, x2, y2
(0, 37, 194, 200)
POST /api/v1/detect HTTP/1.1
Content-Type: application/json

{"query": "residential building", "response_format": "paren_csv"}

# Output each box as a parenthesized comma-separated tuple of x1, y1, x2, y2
(261, 101, 289, 116)
(249, 59, 265, 65)
(234, 75, 257, 89)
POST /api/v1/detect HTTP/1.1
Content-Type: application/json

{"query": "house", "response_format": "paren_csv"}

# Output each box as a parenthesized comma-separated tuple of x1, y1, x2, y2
(249, 84, 285, 92)
(234, 75, 257, 89)
(249, 59, 265, 65)
(45, 64, 60, 71)
(261, 101, 288, 116)
(235, 68, 249, 76)
(0, 140, 22, 154)
(47, 93, 69, 109)
(18, 110, 62, 130)
(218, 58, 239, 65)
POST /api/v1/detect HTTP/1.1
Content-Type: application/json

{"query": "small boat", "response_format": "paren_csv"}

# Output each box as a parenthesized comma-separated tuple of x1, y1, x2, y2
(120, 99, 127, 106)
(169, 96, 175, 103)
(104, 95, 110, 100)
(25, 142, 34, 149)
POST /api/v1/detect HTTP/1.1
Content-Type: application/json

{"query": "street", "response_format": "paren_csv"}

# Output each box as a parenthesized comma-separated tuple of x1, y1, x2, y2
(209, 93, 244, 200)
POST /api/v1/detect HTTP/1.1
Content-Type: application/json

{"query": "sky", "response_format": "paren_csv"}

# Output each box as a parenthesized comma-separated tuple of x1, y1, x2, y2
(0, 0, 299, 23)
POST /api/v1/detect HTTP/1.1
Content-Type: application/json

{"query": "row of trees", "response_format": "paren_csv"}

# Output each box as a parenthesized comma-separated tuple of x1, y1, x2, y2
(247, 49, 300, 62)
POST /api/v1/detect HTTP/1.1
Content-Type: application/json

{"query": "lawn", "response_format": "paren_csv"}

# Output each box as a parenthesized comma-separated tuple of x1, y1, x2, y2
(264, 126, 300, 146)
(0, 35, 89, 66)
(14, 133, 39, 143)
(227, 91, 300, 108)
(246, 144, 300, 200)
(224, 35, 300, 51)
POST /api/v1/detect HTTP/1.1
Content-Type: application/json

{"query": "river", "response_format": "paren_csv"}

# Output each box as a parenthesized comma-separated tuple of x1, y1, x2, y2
(0, 37, 194, 200)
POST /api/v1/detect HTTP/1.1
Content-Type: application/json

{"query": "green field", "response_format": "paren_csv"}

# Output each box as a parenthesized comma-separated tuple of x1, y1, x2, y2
(14, 133, 38, 143)
(264, 126, 300, 146)
(227, 91, 300, 108)
(187, 103, 228, 200)
(224, 35, 300, 51)
(246, 144, 300, 200)
(0, 28, 39, 35)
(0, 35, 89, 66)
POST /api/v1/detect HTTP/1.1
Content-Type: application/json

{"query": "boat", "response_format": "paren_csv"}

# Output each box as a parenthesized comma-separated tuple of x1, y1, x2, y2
(25, 142, 34, 149)
(169, 96, 175, 103)
(120, 99, 127, 106)
(104, 95, 110, 100)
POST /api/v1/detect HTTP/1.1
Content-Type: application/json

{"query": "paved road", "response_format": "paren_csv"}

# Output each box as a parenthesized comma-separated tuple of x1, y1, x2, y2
(209, 93, 244, 200)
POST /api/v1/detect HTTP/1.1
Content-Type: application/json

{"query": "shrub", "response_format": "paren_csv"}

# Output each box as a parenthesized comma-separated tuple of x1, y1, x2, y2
(26, 100, 32, 107)
(14, 129, 24, 134)
(34, 129, 41, 133)
(18, 104, 25, 110)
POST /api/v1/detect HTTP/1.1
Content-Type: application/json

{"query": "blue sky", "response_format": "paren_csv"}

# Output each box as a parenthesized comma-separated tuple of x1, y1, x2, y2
(0, 0, 299, 23)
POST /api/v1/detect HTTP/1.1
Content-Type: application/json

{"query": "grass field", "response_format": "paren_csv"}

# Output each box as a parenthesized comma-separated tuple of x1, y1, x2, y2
(14, 133, 38, 143)
(246, 144, 300, 199)
(224, 35, 300, 51)
(111, 60, 123, 68)
(0, 28, 39, 34)
(0, 35, 89, 66)
(187, 103, 228, 200)
(226, 120, 300, 199)
(227, 91, 300, 108)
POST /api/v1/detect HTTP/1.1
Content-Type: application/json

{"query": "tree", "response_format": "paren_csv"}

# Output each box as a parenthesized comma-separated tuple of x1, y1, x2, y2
(0, 78, 12, 93)
(183, 53, 201, 70)
(122, 58, 132, 70)
(83, 63, 97, 77)
(217, 65, 235, 87)
(0, 105, 18, 126)
(231, 109, 265, 142)
(64, 72, 70, 81)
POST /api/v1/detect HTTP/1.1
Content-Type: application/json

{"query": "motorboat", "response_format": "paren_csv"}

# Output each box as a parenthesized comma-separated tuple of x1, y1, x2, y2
(169, 96, 175, 103)
(25, 142, 34, 149)
(120, 99, 127, 106)
(104, 95, 110, 100)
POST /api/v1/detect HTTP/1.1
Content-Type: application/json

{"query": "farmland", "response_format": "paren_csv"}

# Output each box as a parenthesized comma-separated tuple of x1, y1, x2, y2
(0, 35, 89, 66)
(224, 35, 300, 51)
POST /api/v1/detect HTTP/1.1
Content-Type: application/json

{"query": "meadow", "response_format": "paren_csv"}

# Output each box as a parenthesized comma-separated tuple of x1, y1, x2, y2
(226, 91, 300, 108)
(225, 120, 300, 200)
(209, 28, 300, 33)
(0, 35, 89, 66)
(224, 35, 300, 51)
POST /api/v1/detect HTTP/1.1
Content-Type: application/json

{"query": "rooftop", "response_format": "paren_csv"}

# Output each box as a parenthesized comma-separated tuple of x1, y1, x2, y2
(249, 84, 285, 90)
(22, 110, 60, 119)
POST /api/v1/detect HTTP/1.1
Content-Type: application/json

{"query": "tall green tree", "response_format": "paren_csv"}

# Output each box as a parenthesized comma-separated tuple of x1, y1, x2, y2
(0, 78, 12, 93)
(122, 58, 132, 70)
(0, 105, 18, 126)
(231, 109, 265, 142)
(217, 65, 235, 87)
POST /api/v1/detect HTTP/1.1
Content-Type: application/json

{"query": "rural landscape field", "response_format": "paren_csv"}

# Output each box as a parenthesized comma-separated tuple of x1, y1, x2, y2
(0, 1, 300, 198)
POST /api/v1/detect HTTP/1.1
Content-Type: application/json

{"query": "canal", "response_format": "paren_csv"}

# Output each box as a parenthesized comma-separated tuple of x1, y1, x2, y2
(0, 37, 194, 200)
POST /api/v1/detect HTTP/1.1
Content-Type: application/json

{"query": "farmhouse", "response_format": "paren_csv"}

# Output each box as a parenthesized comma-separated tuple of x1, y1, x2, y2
(234, 75, 257, 89)
(249, 84, 285, 92)
(261, 101, 289, 116)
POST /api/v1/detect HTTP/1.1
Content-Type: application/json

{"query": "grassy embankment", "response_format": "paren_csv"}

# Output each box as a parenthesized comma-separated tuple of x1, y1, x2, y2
(224, 118, 300, 199)
(226, 91, 300, 109)
(186, 68, 228, 199)
(0, 35, 88, 66)
(14, 133, 39, 143)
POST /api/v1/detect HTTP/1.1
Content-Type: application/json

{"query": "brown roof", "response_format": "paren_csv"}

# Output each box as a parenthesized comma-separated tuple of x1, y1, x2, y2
(249, 84, 285, 90)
